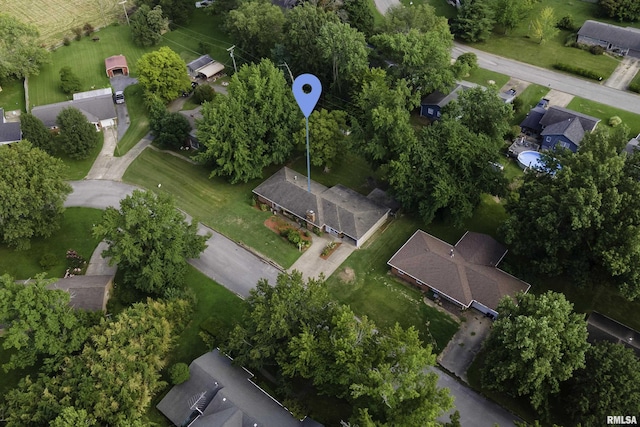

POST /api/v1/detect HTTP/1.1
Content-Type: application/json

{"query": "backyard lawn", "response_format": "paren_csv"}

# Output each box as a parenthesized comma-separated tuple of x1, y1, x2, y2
(58, 131, 104, 179)
(0, 207, 103, 279)
(28, 10, 232, 107)
(123, 149, 302, 269)
(567, 96, 640, 136)
(0, 79, 26, 112)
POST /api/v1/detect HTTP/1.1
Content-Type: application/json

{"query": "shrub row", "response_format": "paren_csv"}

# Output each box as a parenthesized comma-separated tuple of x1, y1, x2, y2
(553, 63, 602, 81)
(629, 82, 640, 94)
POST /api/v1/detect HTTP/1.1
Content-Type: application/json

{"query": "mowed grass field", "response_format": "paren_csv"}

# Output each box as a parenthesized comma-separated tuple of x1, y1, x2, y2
(3, 0, 121, 46)
(29, 10, 232, 107)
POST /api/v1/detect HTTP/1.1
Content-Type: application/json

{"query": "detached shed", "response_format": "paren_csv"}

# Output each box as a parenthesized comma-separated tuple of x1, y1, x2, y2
(105, 55, 129, 77)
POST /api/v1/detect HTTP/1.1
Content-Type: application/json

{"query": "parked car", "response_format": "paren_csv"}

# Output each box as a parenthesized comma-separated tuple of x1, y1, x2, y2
(113, 91, 125, 104)
(195, 0, 212, 7)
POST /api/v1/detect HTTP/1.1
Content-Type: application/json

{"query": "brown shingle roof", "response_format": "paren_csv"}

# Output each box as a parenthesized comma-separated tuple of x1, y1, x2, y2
(388, 230, 530, 311)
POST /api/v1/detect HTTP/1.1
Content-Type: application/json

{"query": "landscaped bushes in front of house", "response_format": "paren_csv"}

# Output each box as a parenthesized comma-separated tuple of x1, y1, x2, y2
(553, 63, 602, 81)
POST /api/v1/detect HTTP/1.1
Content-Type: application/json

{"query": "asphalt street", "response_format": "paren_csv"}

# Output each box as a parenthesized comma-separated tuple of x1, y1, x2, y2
(452, 43, 640, 114)
(65, 180, 280, 298)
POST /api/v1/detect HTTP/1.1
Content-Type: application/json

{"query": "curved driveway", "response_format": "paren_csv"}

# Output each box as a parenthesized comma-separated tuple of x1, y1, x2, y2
(65, 180, 280, 298)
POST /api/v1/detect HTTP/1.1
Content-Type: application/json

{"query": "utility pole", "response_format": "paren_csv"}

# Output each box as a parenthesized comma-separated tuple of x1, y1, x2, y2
(227, 45, 237, 73)
(279, 62, 294, 83)
(119, 0, 130, 25)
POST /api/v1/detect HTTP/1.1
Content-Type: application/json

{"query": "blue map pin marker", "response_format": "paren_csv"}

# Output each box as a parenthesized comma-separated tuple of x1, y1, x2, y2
(292, 74, 322, 118)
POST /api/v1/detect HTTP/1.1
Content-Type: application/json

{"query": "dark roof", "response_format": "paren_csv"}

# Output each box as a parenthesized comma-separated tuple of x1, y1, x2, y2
(539, 106, 600, 133)
(157, 350, 322, 427)
(420, 81, 477, 108)
(578, 20, 640, 51)
(187, 55, 214, 71)
(47, 275, 113, 311)
(105, 55, 128, 71)
(0, 108, 21, 144)
(519, 106, 547, 133)
(587, 312, 640, 357)
(31, 94, 116, 127)
(541, 117, 586, 145)
(253, 168, 389, 243)
(387, 230, 530, 311)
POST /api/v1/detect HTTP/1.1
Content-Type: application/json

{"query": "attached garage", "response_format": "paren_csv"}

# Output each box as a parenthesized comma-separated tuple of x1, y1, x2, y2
(105, 55, 129, 77)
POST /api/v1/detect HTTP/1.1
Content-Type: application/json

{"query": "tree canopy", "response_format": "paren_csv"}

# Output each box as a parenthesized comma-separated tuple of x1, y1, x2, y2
(20, 112, 53, 153)
(136, 46, 191, 103)
(342, 0, 374, 36)
(130, 4, 169, 47)
(599, 0, 640, 22)
(0, 14, 50, 80)
(0, 274, 89, 371)
(294, 108, 348, 169)
(561, 341, 640, 425)
(196, 59, 300, 183)
(318, 21, 369, 94)
(501, 127, 640, 299)
(93, 190, 209, 296)
(481, 291, 589, 414)
(451, 0, 495, 43)
(0, 142, 71, 250)
(59, 66, 82, 95)
(152, 111, 192, 149)
(56, 107, 99, 159)
(225, 0, 285, 60)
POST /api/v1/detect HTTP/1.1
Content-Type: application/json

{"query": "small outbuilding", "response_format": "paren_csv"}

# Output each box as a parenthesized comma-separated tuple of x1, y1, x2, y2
(105, 55, 129, 77)
(186, 55, 225, 79)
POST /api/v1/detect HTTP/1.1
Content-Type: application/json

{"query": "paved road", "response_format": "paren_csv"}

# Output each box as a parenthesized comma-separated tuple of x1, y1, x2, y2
(65, 180, 280, 298)
(452, 43, 640, 114)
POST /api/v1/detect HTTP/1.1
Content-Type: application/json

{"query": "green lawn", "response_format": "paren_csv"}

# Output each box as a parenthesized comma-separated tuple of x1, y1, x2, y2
(28, 11, 232, 107)
(566, 96, 640, 136)
(513, 83, 550, 125)
(116, 84, 149, 156)
(463, 67, 510, 89)
(0, 78, 26, 112)
(123, 149, 301, 268)
(0, 208, 103, 279)
(58, 131, 104, 180)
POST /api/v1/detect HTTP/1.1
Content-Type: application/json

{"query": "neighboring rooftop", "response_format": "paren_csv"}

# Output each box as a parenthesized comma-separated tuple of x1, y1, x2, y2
(624, 134, 640, 155)
(0, 108, 21, 145)
(18, 275, 113, 312)
(420, 81, 477, 108)
(539, 106, 600, 132)
(388, 231, 530, 312)
(540, 117, 587, 145)
(187, 54, 214, 72)
(157, 350, 323, 427)
(578, 20, 640, 52)
(31, 93, 116, 128)
(587, 312, 640, 357)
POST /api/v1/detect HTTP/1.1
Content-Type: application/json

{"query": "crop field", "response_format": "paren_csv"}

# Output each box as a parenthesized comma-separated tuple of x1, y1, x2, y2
(3, 0, 122, 46)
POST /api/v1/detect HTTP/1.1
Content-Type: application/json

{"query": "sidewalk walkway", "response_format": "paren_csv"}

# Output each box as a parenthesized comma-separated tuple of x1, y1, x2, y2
(85, 128, 152, 181)
(288, 233, 356, 280)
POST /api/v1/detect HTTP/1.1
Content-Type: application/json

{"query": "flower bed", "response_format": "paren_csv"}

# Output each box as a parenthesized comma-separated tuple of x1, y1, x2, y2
(264, 216, 312, 250)
(320, 241, 341, 259)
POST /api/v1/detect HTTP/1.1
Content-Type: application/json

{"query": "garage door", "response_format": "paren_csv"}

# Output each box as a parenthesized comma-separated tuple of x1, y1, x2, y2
(471, 301, 498, 319)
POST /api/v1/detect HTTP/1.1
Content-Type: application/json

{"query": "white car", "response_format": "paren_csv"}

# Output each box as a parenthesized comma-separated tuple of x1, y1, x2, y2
(195, 0, 212, 8)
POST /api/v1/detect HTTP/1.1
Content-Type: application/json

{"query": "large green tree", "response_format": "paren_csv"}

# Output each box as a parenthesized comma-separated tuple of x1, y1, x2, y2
(136, 46, 191, 103)
(562, 341, 640, 425)
(451, 0, 495, 43)
(57, 107, 99, 160)
(501, 127, 640, 299)
(380, 3, 446, 34)
(2, 298, 191, 427)
(491, 0, 535, 34)
(319, 21, 369, 94)
(530, 7, 559, 44)
(352, 68, 418, 170)
(59, 66, 82, 95)
(294, 108, 348, 169)
(130, 4, 168, 47)
(137, 0, 194, 25)
(0, 14, 50, 80)
(481, 291, 589, 414)
(20, 112, 53, 153)
(0, 274, 89, 371)
(599, 0, 640, 22)
(196, 59, 300, 183)
(152, 111, 192, 149)
(226, 0, 285, 60)
(389, 117, 506, 226)
(0, 142, 71, 250)
(93, 190, 209, 296)
(342, 0, 375, 36)
(372, 5, 454, 97)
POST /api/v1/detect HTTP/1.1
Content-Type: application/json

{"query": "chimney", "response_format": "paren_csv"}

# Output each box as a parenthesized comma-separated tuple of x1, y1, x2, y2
(306, 209, 316, 223)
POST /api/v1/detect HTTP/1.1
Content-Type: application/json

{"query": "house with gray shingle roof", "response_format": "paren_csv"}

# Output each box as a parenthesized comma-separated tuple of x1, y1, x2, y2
(419, 81, 477, 120)
(577, 20, 640, 58)
(0, 108, 21, 145)
(31, 90, 116, 131)
(157, 349, 323, 427)
(388, 230, 530, 318)
(17, 275, 114, 312)
(253, 167, 390, 247)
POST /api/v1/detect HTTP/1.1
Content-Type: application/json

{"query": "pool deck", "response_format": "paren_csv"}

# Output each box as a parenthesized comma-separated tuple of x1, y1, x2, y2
(508, 136, 540, 157)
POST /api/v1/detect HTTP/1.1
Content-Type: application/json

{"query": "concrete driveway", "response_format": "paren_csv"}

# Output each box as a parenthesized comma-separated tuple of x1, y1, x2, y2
(605, 57, 640, 90)
(65, 180, 281, 298)
(110, 75, 138, 141)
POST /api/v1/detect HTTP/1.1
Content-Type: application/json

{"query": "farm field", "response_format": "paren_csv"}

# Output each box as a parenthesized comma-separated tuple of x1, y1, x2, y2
(2, 0, 122, 46)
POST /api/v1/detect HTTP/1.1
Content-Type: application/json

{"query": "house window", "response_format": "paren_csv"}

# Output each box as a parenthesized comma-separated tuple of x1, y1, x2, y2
(545, 136, 551, 142)
(559, 141, 570, 149)
(397, 269, 405, 276)
(416, 279, 424, 286)
(427, 108, 434, 116)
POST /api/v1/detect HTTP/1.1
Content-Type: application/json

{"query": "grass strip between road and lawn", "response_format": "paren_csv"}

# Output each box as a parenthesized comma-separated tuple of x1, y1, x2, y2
(122, 149, 302, 269)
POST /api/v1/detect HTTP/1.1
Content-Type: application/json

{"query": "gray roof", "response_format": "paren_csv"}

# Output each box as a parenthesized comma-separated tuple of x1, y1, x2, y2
(539, 106, 600, 132)
(541, 117, 587, 145)
(31, 94, 116, 127)
(253, 168, 389, 243)
(187, 55, 214, 71)
(157, 350, 322, 427)
(420, 81, 477, 108)
(0, 108, 21, 144)
(519, 106, 547, 133)
(578, 20, 640, 51)
(624, 135, 640, 155)
(47, 275, 113, 311)
(388, 230, 529, 311)
(587, 312, 640, 357)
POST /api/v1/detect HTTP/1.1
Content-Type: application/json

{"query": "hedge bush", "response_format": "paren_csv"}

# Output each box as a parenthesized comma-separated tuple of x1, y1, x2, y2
(629, 83, 640, 94)
(553, 63, 602, 81)
(168, 363, 190, 385)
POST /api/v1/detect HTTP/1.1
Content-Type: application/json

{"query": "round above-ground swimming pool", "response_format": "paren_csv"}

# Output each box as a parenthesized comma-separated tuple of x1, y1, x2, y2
(517, 150, 543, 170)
